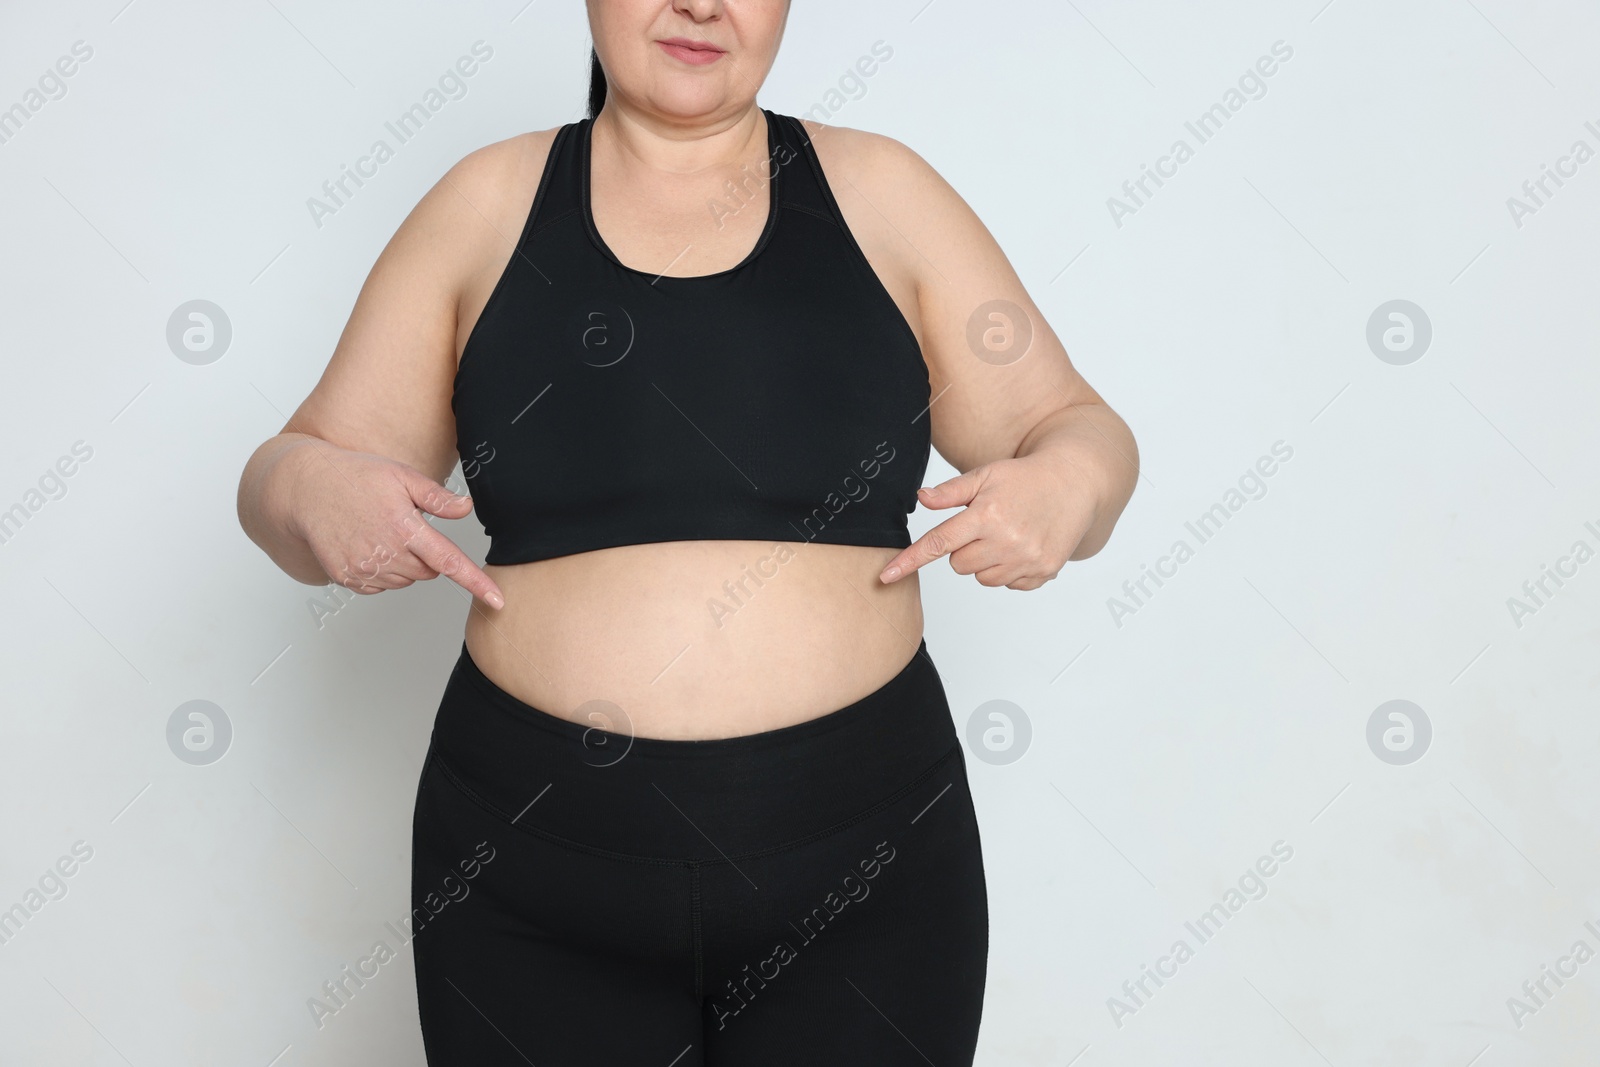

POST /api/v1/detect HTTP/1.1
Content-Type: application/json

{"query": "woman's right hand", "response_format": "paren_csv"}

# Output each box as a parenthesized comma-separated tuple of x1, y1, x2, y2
(288, 441, 504, 609)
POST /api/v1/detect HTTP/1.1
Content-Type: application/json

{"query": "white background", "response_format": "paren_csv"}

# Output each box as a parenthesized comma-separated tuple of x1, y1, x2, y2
(2, 1, 1597, 1064)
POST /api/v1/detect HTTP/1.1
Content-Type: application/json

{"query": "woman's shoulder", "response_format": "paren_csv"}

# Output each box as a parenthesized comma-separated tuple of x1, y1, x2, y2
(794, 117, 928, 178)
(791, 117, 984, 278)
(793, 117, 966, 224)
(444, 125, 565, 205)
(372, 126, 570, 339)
(400, 126, 567, 274)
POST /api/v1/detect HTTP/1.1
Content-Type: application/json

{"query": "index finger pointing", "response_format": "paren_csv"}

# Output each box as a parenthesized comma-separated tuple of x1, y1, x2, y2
(410, 524, 504, 609)
(879, 510, 984, 584)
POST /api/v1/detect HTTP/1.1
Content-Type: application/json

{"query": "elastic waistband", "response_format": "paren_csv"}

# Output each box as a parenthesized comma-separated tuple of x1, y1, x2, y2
(427, 640, 959, 862)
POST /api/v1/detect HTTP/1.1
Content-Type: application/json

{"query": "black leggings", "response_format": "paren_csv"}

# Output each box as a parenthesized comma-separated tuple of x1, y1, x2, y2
(410, 639, 989, 1065)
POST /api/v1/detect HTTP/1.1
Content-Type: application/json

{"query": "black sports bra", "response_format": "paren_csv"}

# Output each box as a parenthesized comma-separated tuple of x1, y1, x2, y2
(452, 109, 931, 565)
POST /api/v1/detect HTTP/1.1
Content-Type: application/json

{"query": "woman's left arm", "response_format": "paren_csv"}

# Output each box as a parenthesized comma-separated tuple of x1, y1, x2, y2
(858, 135, 1140, 590)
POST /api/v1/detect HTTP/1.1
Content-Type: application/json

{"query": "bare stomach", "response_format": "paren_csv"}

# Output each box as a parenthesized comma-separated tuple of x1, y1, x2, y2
(461, 540, 924, 740)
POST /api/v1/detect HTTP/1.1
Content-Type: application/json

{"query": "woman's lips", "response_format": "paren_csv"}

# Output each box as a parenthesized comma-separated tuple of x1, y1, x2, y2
(656, 38, 726, 66)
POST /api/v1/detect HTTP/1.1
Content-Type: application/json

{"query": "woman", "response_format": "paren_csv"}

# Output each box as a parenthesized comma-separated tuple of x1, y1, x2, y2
(237, 1, 1136, 1062)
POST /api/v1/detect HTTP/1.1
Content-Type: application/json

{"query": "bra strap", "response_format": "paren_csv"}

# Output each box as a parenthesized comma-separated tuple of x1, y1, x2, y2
(518, 119, 585, 247)
(771, 111, 853, 234)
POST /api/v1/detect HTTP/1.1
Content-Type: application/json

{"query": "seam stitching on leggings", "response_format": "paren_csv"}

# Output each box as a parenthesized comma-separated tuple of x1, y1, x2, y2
(426, 743, 961, 866)
(690, 862, 704, 1001)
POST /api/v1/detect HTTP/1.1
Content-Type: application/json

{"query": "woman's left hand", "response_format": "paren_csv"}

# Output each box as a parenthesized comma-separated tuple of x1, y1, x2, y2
(877, 453, 1097, 591)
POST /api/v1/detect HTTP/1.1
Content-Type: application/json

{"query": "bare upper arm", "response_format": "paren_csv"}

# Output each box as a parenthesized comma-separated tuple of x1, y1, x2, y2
(281, 128, 558, 486)
(807, 122, 1104, 474)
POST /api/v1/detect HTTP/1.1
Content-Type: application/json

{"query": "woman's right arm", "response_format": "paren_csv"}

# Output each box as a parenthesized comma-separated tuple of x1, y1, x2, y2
(236, 131, 555, 609)
(236, 430, 351, 586)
